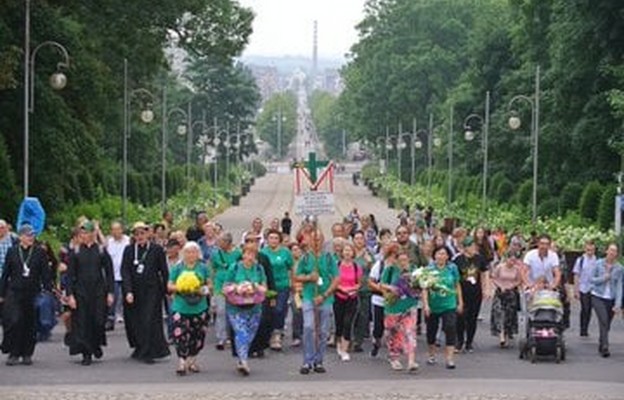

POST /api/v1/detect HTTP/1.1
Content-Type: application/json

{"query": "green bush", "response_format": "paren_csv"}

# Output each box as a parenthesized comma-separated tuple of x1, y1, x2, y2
(579, 181, 603, 221)
(515, 179, 533, 207)
(489, 172, 506, 198)
(559, 182, 584, 213)
(537, 197, 560, 217)
(495, 178, 515, 202)
(597, 185, 617, 230)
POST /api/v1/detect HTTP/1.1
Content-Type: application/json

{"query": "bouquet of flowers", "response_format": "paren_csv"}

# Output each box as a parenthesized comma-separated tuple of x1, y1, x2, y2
(384, 271, 421, 306)
(223, 281, 266, 306)
(176, 271, 201, 294)
(176, 271, 205, 305)
(410, 267, 450, 296)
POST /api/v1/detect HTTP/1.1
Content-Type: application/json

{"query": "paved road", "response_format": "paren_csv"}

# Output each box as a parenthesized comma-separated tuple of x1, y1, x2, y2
(0, 172, 623, 399)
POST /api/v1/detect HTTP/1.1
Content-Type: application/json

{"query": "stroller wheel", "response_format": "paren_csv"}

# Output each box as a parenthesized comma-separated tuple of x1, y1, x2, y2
(555, 346, 562, 364)
(529, 347, 537, 364)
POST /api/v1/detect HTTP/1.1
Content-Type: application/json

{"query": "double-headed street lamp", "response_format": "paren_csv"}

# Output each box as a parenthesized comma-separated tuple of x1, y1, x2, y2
(412, 114, 437, 205)
(273, 108, 287, 160)
(463, 91, 491, 218)
(123, 59, 158, 223)
(508, 66, 541, 225)
(394, 124, 412, 184)
(23, 0, 70, 197)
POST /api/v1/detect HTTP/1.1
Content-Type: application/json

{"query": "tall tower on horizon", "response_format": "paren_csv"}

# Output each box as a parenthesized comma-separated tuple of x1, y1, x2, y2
(312, 20, 318, 78)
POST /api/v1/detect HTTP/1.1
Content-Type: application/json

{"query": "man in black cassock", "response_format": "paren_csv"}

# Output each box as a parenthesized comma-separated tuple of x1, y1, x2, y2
(0, 224, 52, 366)
(66, 220, 114, 366)
(121, 221, 170, 364)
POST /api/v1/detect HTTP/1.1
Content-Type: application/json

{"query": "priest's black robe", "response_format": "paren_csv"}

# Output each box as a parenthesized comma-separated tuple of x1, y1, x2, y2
(67, 244, 114, 358)
(121, 242, 170, 361)
(0, 244, 52, 358)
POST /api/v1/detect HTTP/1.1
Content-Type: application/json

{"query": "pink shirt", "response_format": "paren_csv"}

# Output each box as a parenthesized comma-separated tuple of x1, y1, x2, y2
(336, 261, 362, 300)
(492, 260, 523, 291)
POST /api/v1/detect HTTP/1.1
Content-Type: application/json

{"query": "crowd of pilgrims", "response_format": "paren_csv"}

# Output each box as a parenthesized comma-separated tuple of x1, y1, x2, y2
(0, 207, 622, 375)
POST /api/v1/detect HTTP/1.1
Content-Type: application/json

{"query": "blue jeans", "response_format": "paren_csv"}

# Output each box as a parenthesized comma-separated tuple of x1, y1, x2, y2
(272, 289, 290, 333)
(302, 302, 332, 366)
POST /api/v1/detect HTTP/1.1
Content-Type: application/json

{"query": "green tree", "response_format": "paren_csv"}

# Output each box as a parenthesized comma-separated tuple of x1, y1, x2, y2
(256, 93, 297, 159)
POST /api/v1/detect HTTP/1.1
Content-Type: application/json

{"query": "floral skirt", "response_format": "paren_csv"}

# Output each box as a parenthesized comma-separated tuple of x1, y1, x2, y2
(490, 289, 518, 336)
(227, 307, 262, 362)
(384, 308, 417, 361)
(172, 311, 208, 358)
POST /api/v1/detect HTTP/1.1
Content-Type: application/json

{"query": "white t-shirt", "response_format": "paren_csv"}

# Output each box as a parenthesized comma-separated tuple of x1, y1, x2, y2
(369, 259, 385, 307)
(523, 249, 560, 286)
(107, 235, 130, 282)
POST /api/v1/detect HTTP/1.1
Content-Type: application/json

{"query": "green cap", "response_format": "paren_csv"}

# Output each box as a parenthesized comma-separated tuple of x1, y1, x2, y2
(80, 220, 95, 233)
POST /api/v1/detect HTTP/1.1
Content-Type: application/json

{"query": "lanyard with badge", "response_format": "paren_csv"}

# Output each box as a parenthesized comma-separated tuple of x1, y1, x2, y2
(133, 243, 150, 274)
(19, 246, 33, 277)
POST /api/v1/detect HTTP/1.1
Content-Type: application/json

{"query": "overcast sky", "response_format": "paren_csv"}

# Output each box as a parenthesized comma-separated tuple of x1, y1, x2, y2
(239, 0, 366, 59)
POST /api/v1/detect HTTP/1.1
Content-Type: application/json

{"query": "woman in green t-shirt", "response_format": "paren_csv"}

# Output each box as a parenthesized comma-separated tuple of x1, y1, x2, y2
(422, 246, 463, 370)
(380, 245, 419, 372)
(211, 232, 242, 350)
(167, 241, 211, 376)
(260, 229, 294, 351)
(223, 244, 267, 376)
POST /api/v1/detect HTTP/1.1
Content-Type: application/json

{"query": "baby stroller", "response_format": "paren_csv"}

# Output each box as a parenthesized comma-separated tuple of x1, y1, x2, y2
(519, 290, 566, 363)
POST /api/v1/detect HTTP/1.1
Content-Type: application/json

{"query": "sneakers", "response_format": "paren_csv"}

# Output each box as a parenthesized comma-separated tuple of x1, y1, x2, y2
(216, 341, 225, 351)
(352, 344, 364, 353)
(291, 338, 302, 348)
(21, 356, 33, 366)
(427, 356, 436, 365)
(340, 352, 351, 362)
(237, 360, 250, 376)
(446, 361, 456, 369)
(390, 360, 404, 371)
(299, 364, 312, 375)
(407, 362, 420, 373)
(465, 344, 474, 353)
(270, 332, 283, 351)
(370, 343, 380, 357)
(313, 363, 326, 373)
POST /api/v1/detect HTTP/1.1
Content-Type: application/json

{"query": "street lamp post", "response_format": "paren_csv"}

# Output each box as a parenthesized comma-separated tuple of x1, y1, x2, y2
(273, 108, 286, 160)
(427, 113, 434, 206)
(508, 66, 541, 225)
(463, 91, 491, 218)
(212, 117, 220, 207)
(396, 128, 411, 184)
(448, 105, 454, 206)
(123, 59, 157, 223)
(411, 118, 417, 186)
(23, 0, 70, 197)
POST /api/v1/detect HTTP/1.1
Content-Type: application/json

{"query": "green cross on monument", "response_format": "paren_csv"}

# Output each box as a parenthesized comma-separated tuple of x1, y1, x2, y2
(305, 152, 329, 186)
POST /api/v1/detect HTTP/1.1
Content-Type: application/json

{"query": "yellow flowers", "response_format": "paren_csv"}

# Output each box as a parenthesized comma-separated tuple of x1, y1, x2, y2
(176, 271, 201, 295)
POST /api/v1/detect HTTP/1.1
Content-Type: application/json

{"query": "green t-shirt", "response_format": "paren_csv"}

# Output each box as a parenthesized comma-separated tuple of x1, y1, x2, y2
(260, 246, 293, 291)
(211, 248, 242, 295)
(224, 261, 267, 312)
(381, 264, 419, 315)
(169, 262, 210, 315)
(355, 250, 374, 293)
(427, 263, 460, 315)
(297, 251, 338, 306)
